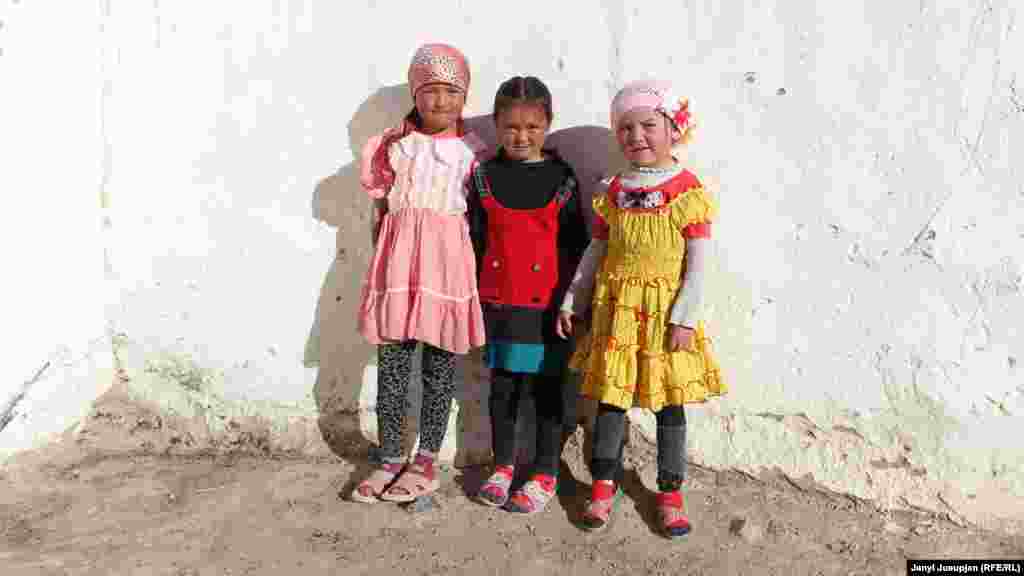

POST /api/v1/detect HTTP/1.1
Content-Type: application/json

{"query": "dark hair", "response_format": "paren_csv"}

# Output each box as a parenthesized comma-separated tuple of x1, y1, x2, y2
(405, 107, 423, 129)
(493, 76, 553, 125)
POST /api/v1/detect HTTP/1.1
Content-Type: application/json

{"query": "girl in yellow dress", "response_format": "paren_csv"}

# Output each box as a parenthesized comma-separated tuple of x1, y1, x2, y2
(556, 80, 726, 537)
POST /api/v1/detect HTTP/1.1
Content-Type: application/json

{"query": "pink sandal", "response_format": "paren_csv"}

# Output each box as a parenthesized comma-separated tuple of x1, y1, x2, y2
(379, 462, 439, 503)
(349, 465, 401, 504)
(477, 466, 514, 507)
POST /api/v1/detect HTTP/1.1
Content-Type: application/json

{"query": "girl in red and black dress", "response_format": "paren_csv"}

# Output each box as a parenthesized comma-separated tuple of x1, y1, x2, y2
(467, 76, 589, 514)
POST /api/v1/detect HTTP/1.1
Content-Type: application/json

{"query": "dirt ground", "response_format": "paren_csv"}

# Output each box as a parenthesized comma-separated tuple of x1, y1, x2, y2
(1, 395, 1022, 576)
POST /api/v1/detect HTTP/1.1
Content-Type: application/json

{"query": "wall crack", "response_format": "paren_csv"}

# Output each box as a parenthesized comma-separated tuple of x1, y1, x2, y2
(0, 362, 52, 434)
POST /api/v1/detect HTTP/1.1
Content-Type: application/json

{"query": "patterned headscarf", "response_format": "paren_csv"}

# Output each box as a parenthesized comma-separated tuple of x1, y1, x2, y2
(609, 80, 692, 136)
(408, 43, 471, 98)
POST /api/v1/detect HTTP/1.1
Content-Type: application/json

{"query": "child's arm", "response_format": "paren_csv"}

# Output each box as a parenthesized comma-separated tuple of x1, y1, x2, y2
(559, 175, 591, 270)
(668, 174, 715, 330)
(560, 180, 610, 318)
(359, 132, 395, 199)
(560, 239, 607, 317)
(465, 170, 487, 275)
(556, 237, 606, 339)
(359, 130, 400, 245)
(462, 134, 491, 270)
(667, 238, 707, 328)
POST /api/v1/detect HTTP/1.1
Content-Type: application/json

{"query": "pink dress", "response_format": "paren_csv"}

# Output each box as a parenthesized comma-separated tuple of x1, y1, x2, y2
(357, 128, 488, 354)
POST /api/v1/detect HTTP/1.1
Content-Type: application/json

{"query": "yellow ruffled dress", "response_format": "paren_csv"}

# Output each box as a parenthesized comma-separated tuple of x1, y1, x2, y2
(569, 174, 727, 412)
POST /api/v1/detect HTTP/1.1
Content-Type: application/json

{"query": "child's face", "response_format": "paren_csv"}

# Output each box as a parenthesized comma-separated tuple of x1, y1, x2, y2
(495, 103, 550, 161)
(415, 83, 466, 134)
(615, 107, 677, 168)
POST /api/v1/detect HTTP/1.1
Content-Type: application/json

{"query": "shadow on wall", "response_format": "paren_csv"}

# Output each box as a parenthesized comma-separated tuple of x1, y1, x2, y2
(306, 83, 626, 467)
(306, 84, 408, 459)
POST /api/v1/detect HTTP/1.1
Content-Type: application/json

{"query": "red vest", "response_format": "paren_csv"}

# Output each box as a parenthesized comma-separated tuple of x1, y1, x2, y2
(477, 182, 569, 309)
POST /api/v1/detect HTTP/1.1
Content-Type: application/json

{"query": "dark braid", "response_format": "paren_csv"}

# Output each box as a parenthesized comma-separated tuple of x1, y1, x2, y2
(406, 107, 423, 130)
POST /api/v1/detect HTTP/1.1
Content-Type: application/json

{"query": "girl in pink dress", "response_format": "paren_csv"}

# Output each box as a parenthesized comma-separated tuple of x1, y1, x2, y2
(350, 43, 487, 504)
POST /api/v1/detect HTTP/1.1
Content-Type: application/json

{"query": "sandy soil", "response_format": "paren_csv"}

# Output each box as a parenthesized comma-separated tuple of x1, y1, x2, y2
(1, 394, 1022, 576)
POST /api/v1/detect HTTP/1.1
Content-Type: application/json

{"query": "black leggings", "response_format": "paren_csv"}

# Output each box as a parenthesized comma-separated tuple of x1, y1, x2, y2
(590, 403, 687, 491)
(489, 369, 565, 476)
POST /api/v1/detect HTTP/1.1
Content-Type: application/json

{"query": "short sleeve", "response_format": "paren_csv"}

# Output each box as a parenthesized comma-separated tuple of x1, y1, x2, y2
(683, 222, 712, 238)
(669, 179, 718, 233)
(359, 131, 395, 199)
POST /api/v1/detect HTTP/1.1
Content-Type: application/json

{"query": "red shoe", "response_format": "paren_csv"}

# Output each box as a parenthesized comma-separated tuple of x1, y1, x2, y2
(581, 480, 620, 531)
(477, 465, 514, 507)
(656, 490, 691, 538)
(506, 474, 556, 515)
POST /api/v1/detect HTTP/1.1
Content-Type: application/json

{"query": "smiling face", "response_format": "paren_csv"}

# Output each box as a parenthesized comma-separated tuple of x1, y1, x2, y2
(615, 106, 677, 168)
(415, 83, 466, 134)
(495, 103, 550, 162)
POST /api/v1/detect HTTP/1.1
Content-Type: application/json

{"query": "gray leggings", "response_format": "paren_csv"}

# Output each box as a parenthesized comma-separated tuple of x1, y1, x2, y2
(591, 403, 687, 491)
(376, 341, 458, 464)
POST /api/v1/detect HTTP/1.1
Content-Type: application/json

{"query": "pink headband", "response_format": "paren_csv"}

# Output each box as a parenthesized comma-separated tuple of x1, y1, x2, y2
(610, 80, 692, 134)
(408, 43, 471, 98)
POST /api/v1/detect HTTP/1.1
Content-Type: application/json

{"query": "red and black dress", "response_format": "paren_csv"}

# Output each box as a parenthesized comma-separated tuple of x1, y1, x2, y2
(466, 149, 589, 477)
(467, 150, 589, 375)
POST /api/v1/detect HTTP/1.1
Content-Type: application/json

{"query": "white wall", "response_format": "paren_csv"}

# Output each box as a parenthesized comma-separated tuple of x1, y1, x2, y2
(2, 0, 1022, 532)
(0, 1, 114, 455)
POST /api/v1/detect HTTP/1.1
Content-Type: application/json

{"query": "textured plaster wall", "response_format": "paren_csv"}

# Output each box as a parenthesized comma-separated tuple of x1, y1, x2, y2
(1, 0, 1022, 532)
(0, 0, 116, 456)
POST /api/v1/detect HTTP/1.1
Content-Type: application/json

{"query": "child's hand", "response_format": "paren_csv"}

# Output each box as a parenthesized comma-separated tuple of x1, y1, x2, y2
(555, 311, 576, 339)
(666, 325, 695, 352)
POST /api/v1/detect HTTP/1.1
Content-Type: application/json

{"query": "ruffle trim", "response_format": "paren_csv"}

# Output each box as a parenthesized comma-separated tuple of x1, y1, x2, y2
(358, 286, 485, 355)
